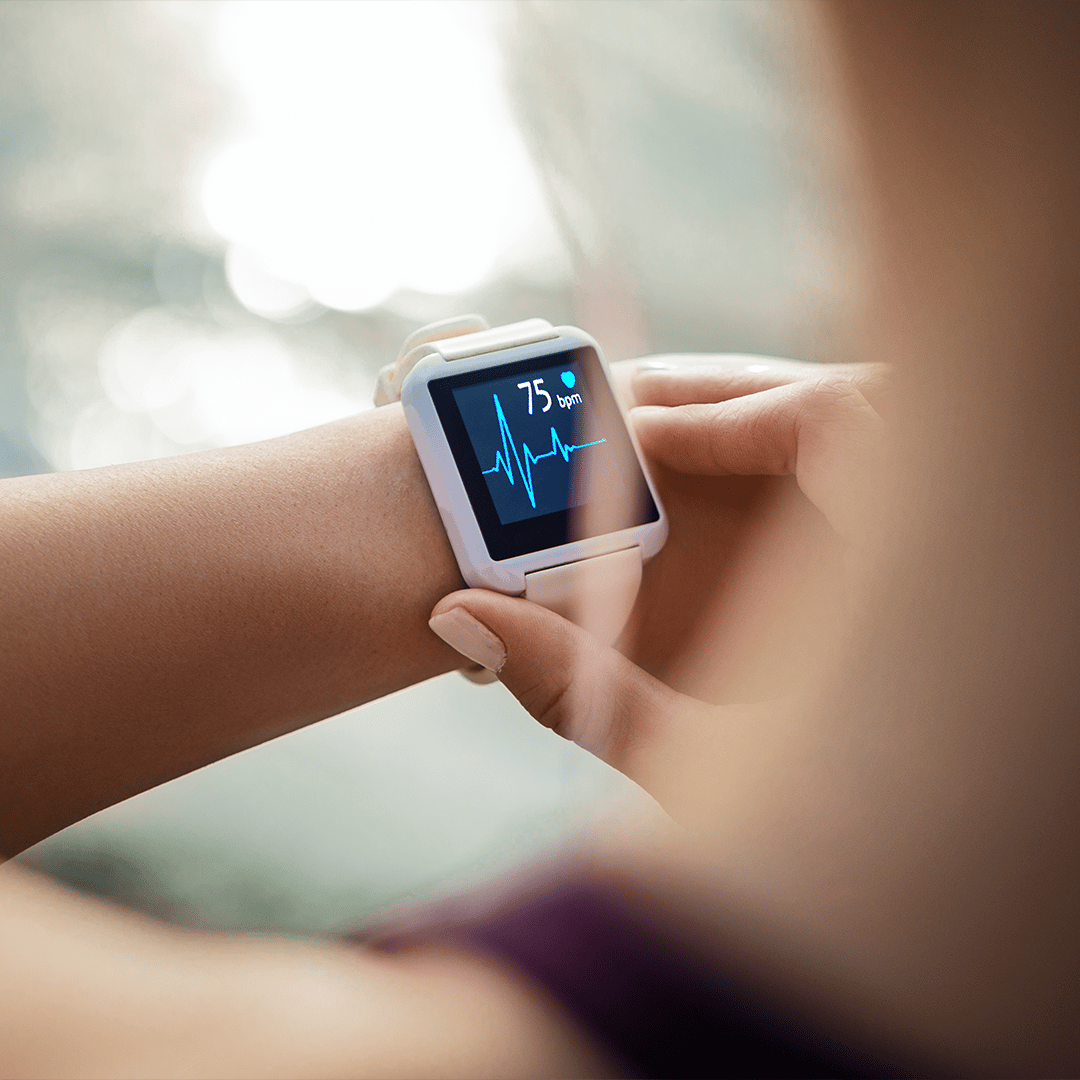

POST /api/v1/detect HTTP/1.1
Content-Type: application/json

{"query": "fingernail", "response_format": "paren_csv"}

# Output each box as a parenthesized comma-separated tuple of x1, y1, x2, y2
(428, 608, 506, 672)
(635, 359, 676, 372)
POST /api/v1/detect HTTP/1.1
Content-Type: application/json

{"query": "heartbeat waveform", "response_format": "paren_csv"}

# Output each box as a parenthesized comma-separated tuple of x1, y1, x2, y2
(481, 392, 606, 509)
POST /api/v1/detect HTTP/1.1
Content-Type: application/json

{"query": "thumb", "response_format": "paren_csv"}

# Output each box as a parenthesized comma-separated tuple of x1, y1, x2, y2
(428, 589, 699, 790)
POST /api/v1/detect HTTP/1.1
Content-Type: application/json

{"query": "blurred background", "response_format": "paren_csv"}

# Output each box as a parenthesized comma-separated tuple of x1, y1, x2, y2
(5, 0, 849, 932)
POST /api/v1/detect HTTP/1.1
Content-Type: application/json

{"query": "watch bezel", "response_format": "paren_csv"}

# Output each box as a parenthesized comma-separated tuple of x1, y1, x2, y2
(400, 328, 667, 593)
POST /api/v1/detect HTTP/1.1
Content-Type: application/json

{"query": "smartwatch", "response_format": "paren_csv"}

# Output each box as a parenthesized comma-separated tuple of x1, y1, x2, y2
(375, 315, 667, 651)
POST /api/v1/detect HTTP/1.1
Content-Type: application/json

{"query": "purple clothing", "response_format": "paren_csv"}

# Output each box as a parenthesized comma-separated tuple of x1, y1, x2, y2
(365, 875, 924, 1078)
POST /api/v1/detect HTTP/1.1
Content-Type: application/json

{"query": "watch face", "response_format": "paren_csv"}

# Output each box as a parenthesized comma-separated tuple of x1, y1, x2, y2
(428, 344, 659, 561)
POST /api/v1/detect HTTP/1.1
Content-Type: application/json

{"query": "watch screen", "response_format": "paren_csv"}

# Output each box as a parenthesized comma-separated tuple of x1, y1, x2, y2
(428, 345, 659, 561)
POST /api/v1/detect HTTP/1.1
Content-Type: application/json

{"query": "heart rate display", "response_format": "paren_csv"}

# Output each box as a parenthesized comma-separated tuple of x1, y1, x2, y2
(449, 356, 613, 525)
(480, 391, 606, 511)
(427, 343, 660, 559)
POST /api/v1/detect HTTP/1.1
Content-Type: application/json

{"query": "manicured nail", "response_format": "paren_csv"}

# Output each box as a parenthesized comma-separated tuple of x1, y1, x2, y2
(428, 608, 506, 672)
(635, 359, 676, 372)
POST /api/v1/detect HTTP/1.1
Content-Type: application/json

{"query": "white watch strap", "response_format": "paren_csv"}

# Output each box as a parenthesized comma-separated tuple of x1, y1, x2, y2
(525, 545, 643, 648)
(373, 315, 558, 406)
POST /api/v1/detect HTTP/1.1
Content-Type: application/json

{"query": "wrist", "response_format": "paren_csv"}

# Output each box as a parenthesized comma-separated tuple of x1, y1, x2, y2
(0, 405, 466, 852)
(204, 403, 467, 705)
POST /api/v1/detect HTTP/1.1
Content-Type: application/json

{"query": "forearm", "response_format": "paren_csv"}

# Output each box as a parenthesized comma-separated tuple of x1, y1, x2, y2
(0, 863, 613, 1079)
(0, 406, 463, 853)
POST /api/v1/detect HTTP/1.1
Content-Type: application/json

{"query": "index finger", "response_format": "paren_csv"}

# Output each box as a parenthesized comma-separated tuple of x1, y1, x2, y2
(630, 354, 827, 407)
(630, 355, 889, 410)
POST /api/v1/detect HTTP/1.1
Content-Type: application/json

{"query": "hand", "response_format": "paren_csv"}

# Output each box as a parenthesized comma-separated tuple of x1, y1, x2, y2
(615, 354, 888, 703)
(428, 585, 772, 826)
(429, 354, 890, 814)
(629, 354, 889, 543)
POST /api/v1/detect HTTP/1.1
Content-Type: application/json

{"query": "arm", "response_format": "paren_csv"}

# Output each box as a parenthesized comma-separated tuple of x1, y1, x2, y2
(433, 337, 1080, 1072)
(0, 406, 465, 854)
(0, 860, 616, 1079)
(0, 359, 807, 853)
(429, 355, 886, 814)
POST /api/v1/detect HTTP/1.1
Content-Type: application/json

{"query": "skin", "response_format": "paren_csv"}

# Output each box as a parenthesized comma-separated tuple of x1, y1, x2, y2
(433, 1, 1080, 1072)
(0, 354, 859, 1078)
(3, 0, 1080, 1075)
(0, 406, 463, 855)
(0, 367, 792, 1078)
(439, 356, 887, 799)
(0, 383, 782, 855)
(434, 0, 1075, 1071)
(0, 859, 617, 1080)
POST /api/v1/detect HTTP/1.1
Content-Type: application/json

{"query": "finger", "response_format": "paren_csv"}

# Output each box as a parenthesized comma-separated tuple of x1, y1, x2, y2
(608, 357, 639, 408)
(632, 382, 810, 478)
(632, 354, 832, 407)
(633, 379, 884, 537)
(428, 589, 699, 788)
(633, 377, 883, 475)
(632, 355, 891, 411)
(612, 354, 805, 410)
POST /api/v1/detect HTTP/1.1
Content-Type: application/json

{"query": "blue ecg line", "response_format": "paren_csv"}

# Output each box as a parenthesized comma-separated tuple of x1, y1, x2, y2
(480, 393, 607, 509)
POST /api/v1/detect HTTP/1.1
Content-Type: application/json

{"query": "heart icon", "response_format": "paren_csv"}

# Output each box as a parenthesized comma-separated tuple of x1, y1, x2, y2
(560, 370, 576, 389)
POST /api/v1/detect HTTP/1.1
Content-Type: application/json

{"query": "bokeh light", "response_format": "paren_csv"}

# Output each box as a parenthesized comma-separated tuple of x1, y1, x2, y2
(201, 0, 558, 316)
(97, 307, 356, 451)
